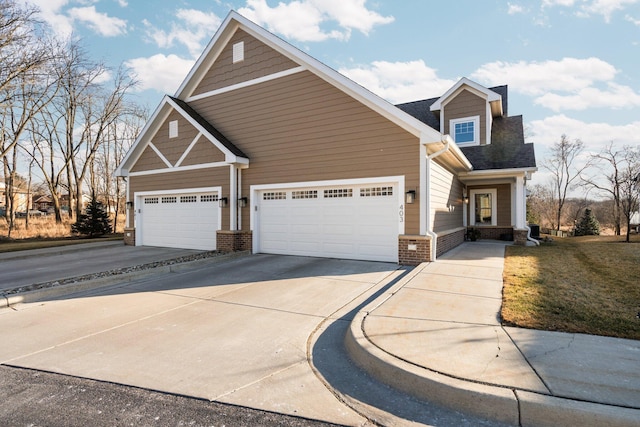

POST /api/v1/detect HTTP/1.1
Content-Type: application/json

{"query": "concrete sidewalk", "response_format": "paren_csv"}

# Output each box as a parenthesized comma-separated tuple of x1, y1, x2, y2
(346, 242, 640, 427)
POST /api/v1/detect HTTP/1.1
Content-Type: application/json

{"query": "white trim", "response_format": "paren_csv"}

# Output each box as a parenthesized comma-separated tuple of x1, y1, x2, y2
(450, 116, 480, 147)
(229, 165, 237, 231)
(165, 97, 246, 164)
(250, 176, 405, 255)
(174, 133, 203, 168)
(128, 161, 230, 176)
(430, 77, 501, 112)
(186, 66, 306, 103)
(419, 141, 428, 235)
(148, 142, 173, 168)
(470, 188, 498, 227)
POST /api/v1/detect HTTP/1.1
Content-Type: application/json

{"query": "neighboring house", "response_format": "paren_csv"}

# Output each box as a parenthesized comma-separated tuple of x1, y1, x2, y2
(33, 195, 53, 211)
(116, 11, 536, 265)
(0, 181, 32, 213)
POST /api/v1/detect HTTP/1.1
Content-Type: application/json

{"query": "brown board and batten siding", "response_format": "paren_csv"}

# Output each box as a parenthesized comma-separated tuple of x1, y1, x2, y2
(430, 159, 464, 232)
(190, 69, 423, 235)
(128, 167, 231, 229)
(443, 89, 487, 146)
(192, 29, 299, 96)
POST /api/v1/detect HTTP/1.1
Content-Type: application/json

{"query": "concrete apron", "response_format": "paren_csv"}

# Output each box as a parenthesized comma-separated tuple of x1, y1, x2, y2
(0, 254, 403, 426)
(345, 242, 640, 427)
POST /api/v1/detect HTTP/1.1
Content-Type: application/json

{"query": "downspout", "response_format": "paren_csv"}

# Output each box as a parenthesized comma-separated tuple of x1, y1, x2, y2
(526, 226, 540, 246)
(425, 136, 452, 261)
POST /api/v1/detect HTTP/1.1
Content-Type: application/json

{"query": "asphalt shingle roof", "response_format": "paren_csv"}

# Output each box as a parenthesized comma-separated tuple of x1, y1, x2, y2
(396, 86, 536, 171)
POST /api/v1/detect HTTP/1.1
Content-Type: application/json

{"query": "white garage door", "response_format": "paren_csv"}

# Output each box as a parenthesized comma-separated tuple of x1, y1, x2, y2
(139, 192, 219, 250)
(258, 184, 398, 262)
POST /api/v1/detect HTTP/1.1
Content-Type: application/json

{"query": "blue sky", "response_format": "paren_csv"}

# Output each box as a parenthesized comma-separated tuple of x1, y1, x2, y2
(24, 0, 640, 187)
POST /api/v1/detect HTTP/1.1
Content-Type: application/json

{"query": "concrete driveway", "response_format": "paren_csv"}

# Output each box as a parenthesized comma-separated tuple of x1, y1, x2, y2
(0, 254, 404, 425)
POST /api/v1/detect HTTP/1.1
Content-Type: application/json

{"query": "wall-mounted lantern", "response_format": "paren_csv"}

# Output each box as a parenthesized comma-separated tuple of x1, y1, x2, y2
(219, 197, 228, 208)
(405, 190, 416, 204)
(463, 195, 469, 204)
(238, 197, 248, 208)
(126, 201, 134, 209)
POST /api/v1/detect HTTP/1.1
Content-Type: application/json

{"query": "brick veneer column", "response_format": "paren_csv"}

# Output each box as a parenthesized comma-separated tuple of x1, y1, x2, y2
(217, 230, 253, 252)
(398, 235, 431, 265)
(123, 227, 135, 246)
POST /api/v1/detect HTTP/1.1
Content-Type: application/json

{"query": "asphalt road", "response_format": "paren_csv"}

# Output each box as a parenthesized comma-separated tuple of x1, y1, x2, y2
(0, 365, 343, 427)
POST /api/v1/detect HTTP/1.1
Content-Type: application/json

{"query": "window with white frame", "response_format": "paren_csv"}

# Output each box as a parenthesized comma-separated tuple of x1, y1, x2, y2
(450, 116, 480, 146)
(470, 189, 497, 226)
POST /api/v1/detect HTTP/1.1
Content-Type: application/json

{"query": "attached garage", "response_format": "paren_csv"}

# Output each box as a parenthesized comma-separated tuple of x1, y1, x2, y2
(253, 181, 402, 262)
(136, 189, 221, 251)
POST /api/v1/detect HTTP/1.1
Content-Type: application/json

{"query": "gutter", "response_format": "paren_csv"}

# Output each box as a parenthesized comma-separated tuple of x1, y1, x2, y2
(425, 135, 453, 261)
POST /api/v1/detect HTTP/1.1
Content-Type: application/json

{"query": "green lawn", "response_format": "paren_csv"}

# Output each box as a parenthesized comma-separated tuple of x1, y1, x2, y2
(502, 234, 640, 340)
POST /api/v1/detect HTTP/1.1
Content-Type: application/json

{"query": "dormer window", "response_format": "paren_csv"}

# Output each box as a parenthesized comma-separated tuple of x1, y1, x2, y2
(451, 116, 480, 146)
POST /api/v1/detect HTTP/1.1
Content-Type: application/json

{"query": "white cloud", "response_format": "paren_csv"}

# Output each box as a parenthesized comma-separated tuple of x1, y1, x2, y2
(68, 6, 127, 37)
(472, 57, 617, 96)
(507, 3, 526, 14)
(625, 13, 640, 24)
(125, 54, 195, 94)
(26, 0, 74, 37)
(541, 0, 640, 22)
(117, 0, 128, 6)
(470, 57, 640, 112)
(578, 0, 639, 22)
(25, 1, 127, 37)
(534, 83, 640, 111)
(144, 9, 222, 58)
(238, 0, 394, 42)
(339, 60, 456, 104)
(528, 114, 640, 150)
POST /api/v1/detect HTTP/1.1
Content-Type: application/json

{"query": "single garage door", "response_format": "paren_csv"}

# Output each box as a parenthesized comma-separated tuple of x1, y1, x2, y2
(139, 192, 219, 250)
(258, 184, 398, 262)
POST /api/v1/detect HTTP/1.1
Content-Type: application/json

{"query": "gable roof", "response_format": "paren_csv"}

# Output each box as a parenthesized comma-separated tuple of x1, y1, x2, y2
(115, 95, 247, 176)
(175, 11, 445, 144)
(429, 77, 503, 117)
(397, 89, 536, 171)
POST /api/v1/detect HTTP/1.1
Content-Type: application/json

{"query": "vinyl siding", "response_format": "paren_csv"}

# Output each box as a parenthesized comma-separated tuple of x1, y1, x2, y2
(193, 29, 299, 96)
(131, 146, 166, 172)
(152, 110, 200, 165)
(430, 159, 463, 232)
(181, 138, 226, 165)
(444, 89, 487, 146)
(190, 70, 422, 234)
(129, 167, 230, 229)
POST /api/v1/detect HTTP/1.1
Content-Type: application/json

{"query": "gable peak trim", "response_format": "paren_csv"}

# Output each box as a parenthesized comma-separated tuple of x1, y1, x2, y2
(430, 77, 502, 114)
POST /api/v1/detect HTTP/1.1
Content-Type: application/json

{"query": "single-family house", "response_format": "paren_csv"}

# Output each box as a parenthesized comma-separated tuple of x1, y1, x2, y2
(115, 11, 536, 265)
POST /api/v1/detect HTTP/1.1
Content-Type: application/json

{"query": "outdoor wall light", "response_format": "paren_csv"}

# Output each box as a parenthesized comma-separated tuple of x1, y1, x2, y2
(405, 190, 416, 204)
(126, 201, 134, 209)
(238, 197, 248, 208)
(219, 197, 228, 208)
(463, 195, 469, 204)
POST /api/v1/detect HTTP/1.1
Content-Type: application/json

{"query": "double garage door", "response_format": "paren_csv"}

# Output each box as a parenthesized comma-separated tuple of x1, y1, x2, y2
(139, 191, 219, 251)
(257, 183, 399, 262)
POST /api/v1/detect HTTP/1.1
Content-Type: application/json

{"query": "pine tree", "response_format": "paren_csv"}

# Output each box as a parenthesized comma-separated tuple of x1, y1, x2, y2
(574, 208, 600, 236)
(71, 195, 112, 237)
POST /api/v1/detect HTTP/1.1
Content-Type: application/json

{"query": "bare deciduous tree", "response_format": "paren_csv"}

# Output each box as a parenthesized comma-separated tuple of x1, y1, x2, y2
(582, 143, 640, 241)
(544, 134, 588, 232)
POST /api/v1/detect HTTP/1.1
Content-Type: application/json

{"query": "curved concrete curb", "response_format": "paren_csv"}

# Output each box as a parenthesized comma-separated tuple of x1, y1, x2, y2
(1, 251, 250, 309)
(345, 308, 520, 426)
(344, 277, 640, 427)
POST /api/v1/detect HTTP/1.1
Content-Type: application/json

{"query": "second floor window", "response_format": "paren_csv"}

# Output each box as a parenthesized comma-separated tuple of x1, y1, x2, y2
(450, 116, 480, 146)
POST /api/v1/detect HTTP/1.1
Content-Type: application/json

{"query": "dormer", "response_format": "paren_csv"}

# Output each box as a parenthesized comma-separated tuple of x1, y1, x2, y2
(430, 78, 503, 147)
